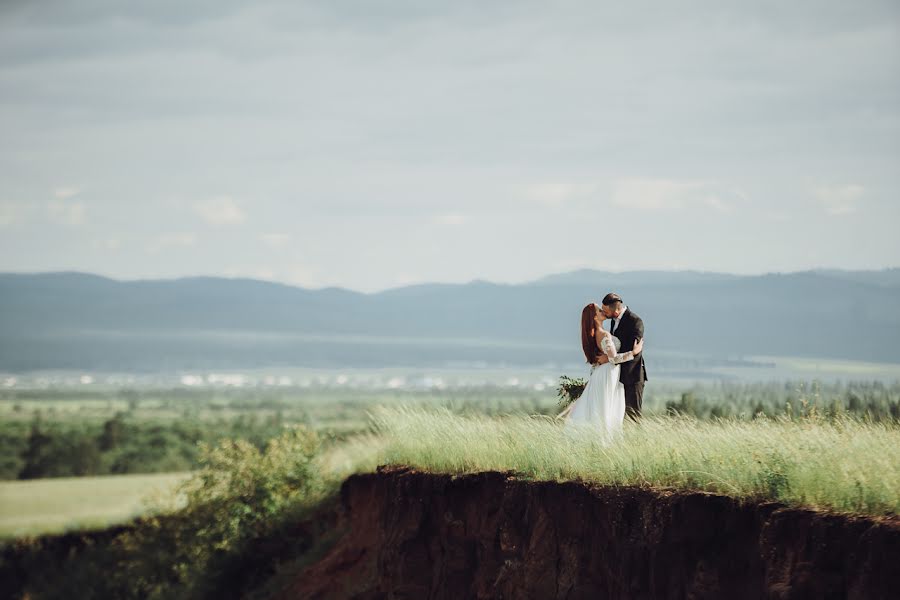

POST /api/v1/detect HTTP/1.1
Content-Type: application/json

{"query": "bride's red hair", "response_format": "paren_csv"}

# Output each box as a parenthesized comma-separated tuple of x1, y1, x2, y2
(581, 303, 601, 364)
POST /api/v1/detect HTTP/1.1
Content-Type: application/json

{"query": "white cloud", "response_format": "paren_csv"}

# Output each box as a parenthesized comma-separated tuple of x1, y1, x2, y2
(54, 186, 80, 200)
(612, 179, 742, 213)
(194, 196, 245, 226)
(147, 232, 197, 253)
(812, 184, 864, 216)
(433, 214, 466, 226)
(47, 200, 87, 225)
(260, 233, 291, 248)
(523, 183, 597, 207)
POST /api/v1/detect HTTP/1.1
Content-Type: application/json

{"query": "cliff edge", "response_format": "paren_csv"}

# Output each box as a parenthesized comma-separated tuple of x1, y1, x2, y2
(279, 467, 899, 600)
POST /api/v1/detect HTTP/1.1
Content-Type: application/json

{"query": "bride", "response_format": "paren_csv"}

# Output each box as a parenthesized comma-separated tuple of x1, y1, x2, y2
(560, 303, 644, 439)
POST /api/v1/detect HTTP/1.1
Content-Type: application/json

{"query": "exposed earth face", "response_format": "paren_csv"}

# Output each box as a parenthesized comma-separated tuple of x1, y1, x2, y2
(281, 467, 900, 600)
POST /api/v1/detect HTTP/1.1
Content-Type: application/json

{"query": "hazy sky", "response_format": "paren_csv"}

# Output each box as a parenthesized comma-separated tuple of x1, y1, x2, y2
(1, 1, 898, 291)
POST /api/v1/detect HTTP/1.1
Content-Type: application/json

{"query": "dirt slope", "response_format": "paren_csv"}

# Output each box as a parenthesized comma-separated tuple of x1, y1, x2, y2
(278, 467, 899, 600)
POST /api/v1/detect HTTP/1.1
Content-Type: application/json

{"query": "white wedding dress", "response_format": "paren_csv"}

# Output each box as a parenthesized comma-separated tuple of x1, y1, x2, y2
(564, 335, 629, 441)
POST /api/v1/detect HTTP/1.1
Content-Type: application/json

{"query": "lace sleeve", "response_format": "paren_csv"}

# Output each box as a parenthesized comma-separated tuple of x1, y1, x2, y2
(610, 350, 635, 365)
(601, 336, 635, 364)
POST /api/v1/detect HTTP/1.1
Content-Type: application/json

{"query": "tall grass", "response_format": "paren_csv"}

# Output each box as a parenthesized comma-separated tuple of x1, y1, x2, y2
(369, 407, 900, 516)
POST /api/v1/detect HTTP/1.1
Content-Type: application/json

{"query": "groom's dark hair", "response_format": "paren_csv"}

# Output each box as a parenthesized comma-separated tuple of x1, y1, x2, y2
(601, 293, 623, 306)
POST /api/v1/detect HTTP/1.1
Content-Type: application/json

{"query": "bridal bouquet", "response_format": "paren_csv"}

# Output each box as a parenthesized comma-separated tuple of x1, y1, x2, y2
(556, 375, 586, 411)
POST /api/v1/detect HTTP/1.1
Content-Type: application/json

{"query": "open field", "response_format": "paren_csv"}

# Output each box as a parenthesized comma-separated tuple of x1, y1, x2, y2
(3, 376, 899, 424)
(713, 354, 900, 381)
(0, 472, 188, 538)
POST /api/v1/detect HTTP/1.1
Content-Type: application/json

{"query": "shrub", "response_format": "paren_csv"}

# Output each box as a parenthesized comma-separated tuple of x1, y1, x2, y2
(3, 426, 329, 600)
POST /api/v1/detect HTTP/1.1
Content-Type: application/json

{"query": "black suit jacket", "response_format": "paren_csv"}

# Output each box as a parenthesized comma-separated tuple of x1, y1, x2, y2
(612, 308, 648, 384)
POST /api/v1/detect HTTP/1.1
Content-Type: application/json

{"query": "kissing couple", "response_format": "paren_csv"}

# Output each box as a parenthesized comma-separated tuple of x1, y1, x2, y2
(560, 293, 648, 438)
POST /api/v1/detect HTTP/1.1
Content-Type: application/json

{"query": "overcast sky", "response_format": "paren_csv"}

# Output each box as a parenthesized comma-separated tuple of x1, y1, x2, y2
(1, 1, 898, 292)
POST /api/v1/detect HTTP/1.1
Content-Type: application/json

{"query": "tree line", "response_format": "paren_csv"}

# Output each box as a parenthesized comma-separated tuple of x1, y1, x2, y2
(1, 413, 288, 480)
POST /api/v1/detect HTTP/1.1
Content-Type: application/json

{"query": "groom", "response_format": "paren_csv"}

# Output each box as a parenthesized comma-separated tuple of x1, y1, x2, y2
(601, 293, 647, 421)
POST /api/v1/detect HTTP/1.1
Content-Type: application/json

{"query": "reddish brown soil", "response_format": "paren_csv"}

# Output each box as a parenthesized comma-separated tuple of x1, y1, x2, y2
(277, 467, 899, 600)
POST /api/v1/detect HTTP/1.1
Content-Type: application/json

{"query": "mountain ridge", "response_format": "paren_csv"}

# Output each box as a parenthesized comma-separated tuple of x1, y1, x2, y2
(3, 266, 899, 294)
(1, 269, 898, 370)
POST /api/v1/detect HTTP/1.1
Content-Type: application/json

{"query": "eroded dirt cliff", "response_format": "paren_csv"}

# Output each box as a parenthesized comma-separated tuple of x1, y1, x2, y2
(279, 467, 899, 600)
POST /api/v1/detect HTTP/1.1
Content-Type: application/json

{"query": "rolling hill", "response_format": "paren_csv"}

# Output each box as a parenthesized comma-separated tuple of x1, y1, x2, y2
(1, 269, 898, 371)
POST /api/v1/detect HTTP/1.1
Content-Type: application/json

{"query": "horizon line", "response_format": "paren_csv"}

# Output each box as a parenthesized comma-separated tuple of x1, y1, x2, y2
(1, 266, 898, 295)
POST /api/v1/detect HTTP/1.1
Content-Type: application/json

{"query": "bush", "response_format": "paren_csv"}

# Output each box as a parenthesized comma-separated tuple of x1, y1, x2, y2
(3, 426, 331, 600)
(182, 425, 322, 555)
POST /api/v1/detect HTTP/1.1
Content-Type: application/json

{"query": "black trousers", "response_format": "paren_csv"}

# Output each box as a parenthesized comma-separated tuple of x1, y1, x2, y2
(624, 381, 644, 421)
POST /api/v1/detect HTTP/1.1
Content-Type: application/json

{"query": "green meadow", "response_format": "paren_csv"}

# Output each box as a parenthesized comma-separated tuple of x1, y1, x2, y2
(0, 472, 189, 538)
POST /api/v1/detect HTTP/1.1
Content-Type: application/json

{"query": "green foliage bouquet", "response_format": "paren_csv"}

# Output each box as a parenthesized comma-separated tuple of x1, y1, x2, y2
(556, 375, 587, 411)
